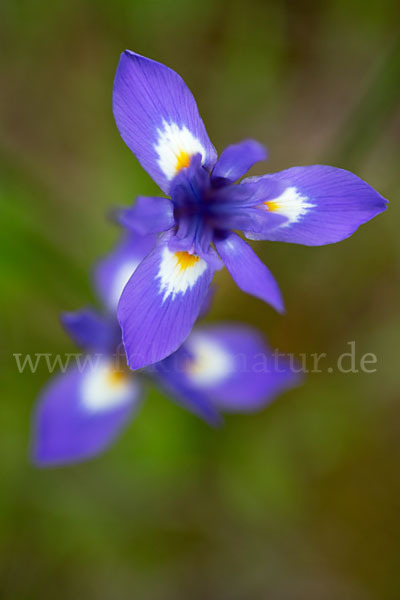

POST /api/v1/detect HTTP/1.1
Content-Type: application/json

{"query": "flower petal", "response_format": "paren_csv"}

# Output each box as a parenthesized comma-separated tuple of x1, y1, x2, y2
(243, 166, 388, 245)
(151, 357, 222, 426)
(211, 139, 267, 183)
(207, 176, 288, 234)
(113, 50, 217, 194)
(61, 309, 119, 353)
(118, 196, 175, 236)
(214, 233, 284, 313)
(94, 231, 157, 312)
(199, 284, 216, 319)
(118, 234, 219, 369)
(156, 324, 301, 413)
(32, 358, 141, 466)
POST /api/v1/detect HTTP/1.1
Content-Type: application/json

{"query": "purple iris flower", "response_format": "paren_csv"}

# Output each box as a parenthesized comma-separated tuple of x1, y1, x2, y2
(32, 231, 300, 466)
(113, 51, 388, 370)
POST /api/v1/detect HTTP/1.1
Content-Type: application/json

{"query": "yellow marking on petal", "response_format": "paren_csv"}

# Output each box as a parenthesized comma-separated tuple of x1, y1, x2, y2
(107, 368, 128, 388)
(174, 251, 200, 271)
(264, 200, 280, 212)
(185, 356, 206, 378)
(175, 150, 191, 172)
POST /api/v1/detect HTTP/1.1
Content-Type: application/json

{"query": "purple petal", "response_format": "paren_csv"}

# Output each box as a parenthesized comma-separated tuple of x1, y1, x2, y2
(208, 177, 288, 235)
(118, 196, 175, 236)
(94, 231, 157, 312)
(32, 360, 141, 466)
(113, 50, 217, 194)
(118, 234, 220, 370)
(211, 139, 267, 183)
(199, 284, 216, 319)
(214, 233, 284, 313)
(151, 358, 222, 426)
(243, 166, 388, 245)
(156, 324, 301, 413)
(61, 309, 118, 353)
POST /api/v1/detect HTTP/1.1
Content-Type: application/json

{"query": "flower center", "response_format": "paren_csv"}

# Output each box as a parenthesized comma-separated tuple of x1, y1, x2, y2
(184, 334, 234, 386)
(264, 200, 280, 211)
(175, 150, 191, 172)
(174, 251, 200, 271)
(106, 368, 129, 387)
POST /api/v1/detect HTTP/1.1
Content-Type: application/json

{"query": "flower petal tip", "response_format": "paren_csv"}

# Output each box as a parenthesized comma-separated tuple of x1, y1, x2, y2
(113, 49, 217, 194)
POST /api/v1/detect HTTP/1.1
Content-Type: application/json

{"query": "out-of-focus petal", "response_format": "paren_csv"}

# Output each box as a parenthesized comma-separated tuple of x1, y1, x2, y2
(211, 139, 267, 183)
(242, 166, 388, 244)
(32, 358, 141, 466)
(118, 234, 220, 370)
(113, 50, 217, 194)
(151, 355, 222, 426)
(156, 324, 301, 413)
(94, 231, 157, 312)
(61, 309, 118, 353)
(214, 232, 284, 313)
(118, 196, 175, 236)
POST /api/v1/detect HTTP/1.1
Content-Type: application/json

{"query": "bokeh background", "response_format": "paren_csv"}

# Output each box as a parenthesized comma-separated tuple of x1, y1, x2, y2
(1, 0, 400, 598)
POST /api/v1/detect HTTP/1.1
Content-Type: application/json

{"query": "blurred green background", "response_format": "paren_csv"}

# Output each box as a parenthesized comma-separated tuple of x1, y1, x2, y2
(1, 0, 400, 598)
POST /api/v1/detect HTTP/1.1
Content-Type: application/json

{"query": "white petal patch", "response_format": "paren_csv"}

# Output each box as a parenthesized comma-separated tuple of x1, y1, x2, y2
(155, 120, 206, 180)
(265, 186, 315, 226)
(157, 246, 208, 302)
(185, 333, 234, 387)
(109, 260, 140, 311)
(80, 357, 138, 413)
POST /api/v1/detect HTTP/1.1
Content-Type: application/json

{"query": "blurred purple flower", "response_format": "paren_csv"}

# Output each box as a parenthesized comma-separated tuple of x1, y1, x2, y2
(32, 232, 300, 467)
(113, 50, 388, 370)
